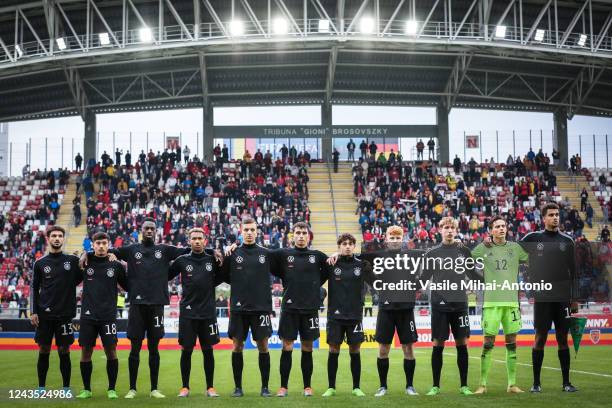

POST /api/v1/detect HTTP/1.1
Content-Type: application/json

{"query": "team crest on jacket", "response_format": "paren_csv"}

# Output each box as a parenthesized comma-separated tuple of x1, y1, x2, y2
(537, 243, 544, 251)
(43, 266, 51, 274)
(155, 250, 162, 259)
(186, 264, 194, 272)
(206, 263, 213, 271)
(236, 256, 244, 264)
(309, 255, 316, 263)
(287, 256, 294, 263)
(135, 252, 143, 259)
(354, 267, 361, 276)
(334, 267, 342, 276)
(64, 262, 71, 270)
(259, 255, 266, 263)
(107, 268, 114, 277)
(559, 242, 567, 251)
(86, 268, 94, 276)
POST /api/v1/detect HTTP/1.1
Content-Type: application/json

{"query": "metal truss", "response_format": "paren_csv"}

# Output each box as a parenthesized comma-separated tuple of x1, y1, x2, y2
(2, 0, 612, 121)
(2, 0, 612, 67)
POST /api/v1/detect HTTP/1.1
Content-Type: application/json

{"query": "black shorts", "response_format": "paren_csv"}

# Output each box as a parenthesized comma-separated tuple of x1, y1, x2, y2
(278, 310, 320, 341)
(375, 309, 418, 345)
(534, 302, 571, 334)
(127, 304, 165, 341)
(34, 318, 75, 347)
(431, 309, 470, 341)
(78, 320, 118, 347)
(179, 318, 220, 348)
(326, 319, 364, 345)
(228, 312, 272, 341)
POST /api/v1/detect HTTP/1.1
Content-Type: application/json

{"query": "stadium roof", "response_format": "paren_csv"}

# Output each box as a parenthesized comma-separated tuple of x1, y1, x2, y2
(2, 0, 612, 122)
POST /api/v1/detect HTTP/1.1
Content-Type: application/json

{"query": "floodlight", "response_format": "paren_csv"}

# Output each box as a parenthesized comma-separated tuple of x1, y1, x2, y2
(534, 29, 545, 42)
(230, 20, 244, 36)
(56, 37, 67, 50)
(99, 32, 110, 45)
(139, 27, 153, 43)
(577, 33, 587, 46)
(273, 18, 289, 35)
(318, 19, 330, 33)
(405, 20, 418, 35)
(360, 17, 375, 34)
(495, 25, 506, 38)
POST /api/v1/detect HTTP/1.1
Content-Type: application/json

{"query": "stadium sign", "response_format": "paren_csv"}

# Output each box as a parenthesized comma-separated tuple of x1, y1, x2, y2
(215, 125, 437, 139)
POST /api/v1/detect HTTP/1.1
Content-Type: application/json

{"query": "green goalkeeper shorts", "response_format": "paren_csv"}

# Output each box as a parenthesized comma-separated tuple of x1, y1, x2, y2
(482, 306, 522, 337)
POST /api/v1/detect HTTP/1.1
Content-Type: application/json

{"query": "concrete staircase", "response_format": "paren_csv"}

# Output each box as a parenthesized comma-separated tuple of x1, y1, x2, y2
(56, 177, 86, 254)
(308, 162, 362, 255)
(556, 173, 604, 241)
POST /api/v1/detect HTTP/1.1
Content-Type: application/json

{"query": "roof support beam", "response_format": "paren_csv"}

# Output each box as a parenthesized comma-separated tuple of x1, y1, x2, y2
(127, 0, 159, 43)
(63, 66, 88, 120)
(345, 0, 370, 34)
(0, 36, 16, 63)
(594, 12, 612, 52)
(274, 0, 303, 36)
(56, 2, 84, 51)
(202, 0, 228, 37)
(491, 0, 515, 39)
(417, 0, 441, 38)
(88, 0, 121, 47)
(563, 64, 606, 119)
(325, 46, 338, 104)
(309, 0, 339, 34)
(18, 8, 50, 56)
(443, 53, 473, 113)
(559, 0, 589, 47)
(451, 0, 478, 40)
(523, 0, 551, 44)
(199, 52, 209, 110)
(240, 0, 266, 36)
(381, 0, 405, 36)
(165, 0, 194, 41)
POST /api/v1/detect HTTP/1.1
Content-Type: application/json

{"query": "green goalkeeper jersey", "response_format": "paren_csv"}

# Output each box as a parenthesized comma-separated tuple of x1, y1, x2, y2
(471, 241, 529, 308)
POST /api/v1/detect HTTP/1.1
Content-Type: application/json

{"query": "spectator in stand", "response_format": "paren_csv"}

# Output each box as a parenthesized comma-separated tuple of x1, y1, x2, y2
(586, 203, 594, 228)
(453, 155, 462, 174)
(427, 137, 436, 160)
(332, 148, 340, 173)
(369, 140, 378, 159)
(18, 294, 28, 318)
(73, 201, 81, 227)
(22, 164, 29, 177)
(416, 139, 425, 160)
(183, 145, 190, 163)
(552, 149, 560, 169)
(221, 144, 229, 162)
(601, 225, 610, 242)
(580, 187, 589, 212)
(347, 139, 356, 161)
(115, 148, 122, 166)
(359, 140, 368, 160)
(75, 153, 83, 172)
(125, 150, 131, 167)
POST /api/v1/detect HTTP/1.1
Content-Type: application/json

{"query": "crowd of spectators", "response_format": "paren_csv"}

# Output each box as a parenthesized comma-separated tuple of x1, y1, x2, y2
(0, 168, 70, 315)
(80, 146, 311, 250)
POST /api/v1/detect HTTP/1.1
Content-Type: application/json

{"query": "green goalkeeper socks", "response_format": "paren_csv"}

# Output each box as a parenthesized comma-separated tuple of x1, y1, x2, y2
(506, 343, 517, 386)
(480, 343, 494, 386)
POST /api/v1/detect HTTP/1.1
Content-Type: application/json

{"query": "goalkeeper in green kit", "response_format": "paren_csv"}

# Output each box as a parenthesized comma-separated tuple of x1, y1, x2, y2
(471, 216, 529, 394)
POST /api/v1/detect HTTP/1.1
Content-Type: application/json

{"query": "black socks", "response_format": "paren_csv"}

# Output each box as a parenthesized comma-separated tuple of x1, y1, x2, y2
(232, 352, 244, 388)
(106, 359, 118, 391)
(280, 350, 292, 388)
(59, 353, 71, 388)
(404, 358, 416, 387)
(431, 345, 444, 387)
(180, 349, 193, 388)
(259, 352, 270, 389)
(350, 352, 361, 389)
(377, 357, 389, 388)
(327, 352, 339, 388)
(203, 348, 215, 389)
(532, 348, 544, 386)
(456, 345, 469, 387)
(558, 348, 571, 385)
(301, 351, 313, 388)
(37, 353, 50, 387)
(80, 361, 92, 391)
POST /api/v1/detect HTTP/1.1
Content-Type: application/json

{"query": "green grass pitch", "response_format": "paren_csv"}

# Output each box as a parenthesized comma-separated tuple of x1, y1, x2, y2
(1, 347, 611, 407)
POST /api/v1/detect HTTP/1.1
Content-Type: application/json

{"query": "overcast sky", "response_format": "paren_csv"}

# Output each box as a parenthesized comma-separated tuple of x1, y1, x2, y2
(4, 106, 611, 174)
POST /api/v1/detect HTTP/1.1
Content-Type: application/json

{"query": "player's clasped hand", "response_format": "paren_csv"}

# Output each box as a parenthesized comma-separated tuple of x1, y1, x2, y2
(8, 389, 73, 399)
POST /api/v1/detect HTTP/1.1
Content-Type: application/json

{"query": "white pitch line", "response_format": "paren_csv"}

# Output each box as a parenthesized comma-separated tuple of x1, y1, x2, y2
(439, 351, 612, 378)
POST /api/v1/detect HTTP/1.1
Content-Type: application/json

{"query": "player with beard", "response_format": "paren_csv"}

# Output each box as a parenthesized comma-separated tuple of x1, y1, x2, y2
(80, 218, 197, 398)
(521, 203, 579, 393)
(322, 233, 374, 398)
(222, 217, 280, 397)
(75, 232, 127, 399)
(170, 228, 224, 398)
(30, 226, 81, 394)
(420, 217, 481, 396)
